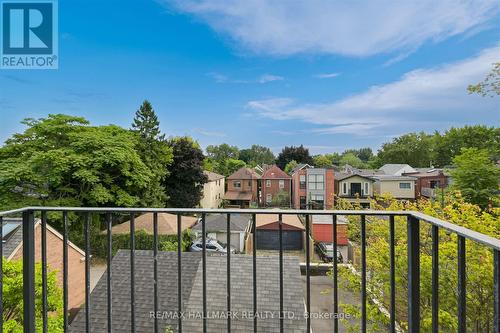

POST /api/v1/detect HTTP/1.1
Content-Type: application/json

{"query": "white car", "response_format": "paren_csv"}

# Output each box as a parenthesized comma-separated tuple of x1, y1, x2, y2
(190, 238, 235, 254)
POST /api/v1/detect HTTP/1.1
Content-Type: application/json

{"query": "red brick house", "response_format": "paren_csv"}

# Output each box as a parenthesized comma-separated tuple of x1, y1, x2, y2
(403, 168, 449, 198)
(224, 167, 260, 208)
(261, 165, 292, 207)
(290, 164, 335, 209)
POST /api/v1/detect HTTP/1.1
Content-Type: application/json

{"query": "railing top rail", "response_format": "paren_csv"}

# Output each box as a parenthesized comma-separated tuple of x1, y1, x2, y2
(1, 206, 499, 250)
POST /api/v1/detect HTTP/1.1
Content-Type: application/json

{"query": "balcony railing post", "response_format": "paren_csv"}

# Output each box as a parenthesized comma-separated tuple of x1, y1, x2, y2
(494, 250, 500, 333)
(22, 210, 36, 333)
(407, 215, 420, 333)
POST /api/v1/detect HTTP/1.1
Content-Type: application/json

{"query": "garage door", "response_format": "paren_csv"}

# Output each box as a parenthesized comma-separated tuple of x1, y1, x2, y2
(256, 230, 303, 250)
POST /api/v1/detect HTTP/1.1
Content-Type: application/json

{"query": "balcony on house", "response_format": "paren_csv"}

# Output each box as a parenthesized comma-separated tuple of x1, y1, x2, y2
(1, 206, 500, 333)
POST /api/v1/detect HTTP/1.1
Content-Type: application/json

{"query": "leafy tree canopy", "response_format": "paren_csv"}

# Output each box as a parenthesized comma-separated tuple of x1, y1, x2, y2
(239, 145, 275, 167)
(468, 62, 500, 97)
(276, 145, 313, 170)
(376, 132, 435, 168)
(206, 143, 239, 162)
(339, 152, 366, 169)
(284, 160, 298, 174)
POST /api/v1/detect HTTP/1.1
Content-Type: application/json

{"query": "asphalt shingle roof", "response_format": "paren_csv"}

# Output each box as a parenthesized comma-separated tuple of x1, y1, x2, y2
(70, 251, 306, 332)
(1, 219, 22, 258)
(191, 214, 251, 232)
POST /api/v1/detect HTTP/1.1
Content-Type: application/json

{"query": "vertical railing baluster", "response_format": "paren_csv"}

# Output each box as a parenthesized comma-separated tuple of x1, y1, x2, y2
(130, 213, 136, 333)
(494, 250, 500, 333)
(361, 214, 367, 333)
(305, 214, 311, 332)
(41, 211, 48, 333)
(153, 213, 159, 333)
(63, 212, 69, 332)
(279, 213, 284, 333)
(23, 210, 35, 333)
(252, 213, 257, 333)
(85, 213, 91, 333)
(226, 214, 231, 333)
(407, 215, 420, 333)
(202, 213, 207, 333)
(432, 225, 439, 333)
(177, 214, 183, 333)
(458, 236, 466, 333)
(332, 214, 338, 333)
(106, 213, 113, 333)
(389, 215, 396, 333)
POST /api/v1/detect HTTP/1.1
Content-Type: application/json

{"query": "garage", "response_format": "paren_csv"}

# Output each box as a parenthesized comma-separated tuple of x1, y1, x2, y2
(255, 214, 305, 250)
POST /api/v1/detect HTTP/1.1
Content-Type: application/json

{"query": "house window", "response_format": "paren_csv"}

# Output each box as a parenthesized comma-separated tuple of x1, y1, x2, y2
(399, 182, 411, 189)
(310, 194, 324, 209)
(266, 180, 271, 187)
(430, 180, 440, 188)
(300, 196, 307, 209)
(248, 181, 252, 187)
(299, 175, 306, 189)
(279, 180, 284, 188)
(308, 174, 324, 190)
(364, 182, 369, 195)
(266, 194, 272, 203)
(234, 181, 241, 188)
(343, 183, 347, 194)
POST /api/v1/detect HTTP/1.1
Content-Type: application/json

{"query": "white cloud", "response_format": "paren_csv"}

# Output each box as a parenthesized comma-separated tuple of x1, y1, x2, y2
(258, 74, 284, 83)
(314, 73, 340, 79)
(193, 128, 227, 137)
(206, 72, 228, 83)
(246, 45, 500, 135)
(163, 0, 500, 56)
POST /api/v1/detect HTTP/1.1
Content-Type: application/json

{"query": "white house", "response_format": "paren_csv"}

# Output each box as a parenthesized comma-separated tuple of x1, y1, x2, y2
(199, 171, 225, 209)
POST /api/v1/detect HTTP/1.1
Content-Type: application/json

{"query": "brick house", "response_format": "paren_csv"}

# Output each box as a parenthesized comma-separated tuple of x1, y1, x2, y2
(260, 165, 292, 207)
(224, 167, 260, 208)
(403, 168, 449, 198)
(290, 164, 335, 209)
(2, 218, 86, 316)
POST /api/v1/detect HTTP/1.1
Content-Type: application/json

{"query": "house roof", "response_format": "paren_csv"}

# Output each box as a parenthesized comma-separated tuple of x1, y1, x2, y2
(290, 163, 311, 174)
(111, 213, 198, 236)
(227, 167, 261, 180)
(371, 175, 417, 181)
(223, 191, 253, 201)
(379, 164, 416, 175)
(404, 168, 445, 178)
(311, 214, 348, 225)
(261, 165, 291, 180)
(70, 250, 306, 332)
(335, 172, 375, 182)
(203, 170, 224, 182)
(191, 214, 251, 233)
(256, 214, 305, 230)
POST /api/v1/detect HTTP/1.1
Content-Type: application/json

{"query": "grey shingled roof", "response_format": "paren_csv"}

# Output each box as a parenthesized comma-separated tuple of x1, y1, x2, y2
(70, 251, 306, 332)
(2, 219, 23, 258)
(191, 214, 251, 233)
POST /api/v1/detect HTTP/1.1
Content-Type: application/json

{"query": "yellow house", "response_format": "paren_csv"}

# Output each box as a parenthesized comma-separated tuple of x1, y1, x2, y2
(335, 173, 374, 208)
(372, 175, 417, 199)
(200, 171, 225, 208)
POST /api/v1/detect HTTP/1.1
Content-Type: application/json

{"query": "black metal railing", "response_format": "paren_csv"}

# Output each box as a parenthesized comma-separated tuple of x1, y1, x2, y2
(0, 207, 500, 333)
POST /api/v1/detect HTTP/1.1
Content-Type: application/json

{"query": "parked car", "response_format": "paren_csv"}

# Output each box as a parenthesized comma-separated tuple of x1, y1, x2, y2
(190, 238, 235, 254)
(315, 242, 343, 263)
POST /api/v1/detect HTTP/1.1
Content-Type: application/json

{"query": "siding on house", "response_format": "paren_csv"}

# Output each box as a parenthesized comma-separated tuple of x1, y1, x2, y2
(200, 171, 225, 208)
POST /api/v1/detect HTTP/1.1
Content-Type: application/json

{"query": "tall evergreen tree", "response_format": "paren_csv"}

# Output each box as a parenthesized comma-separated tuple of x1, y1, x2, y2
(163, 137, 208, 208)
(131, 100, 173, 207)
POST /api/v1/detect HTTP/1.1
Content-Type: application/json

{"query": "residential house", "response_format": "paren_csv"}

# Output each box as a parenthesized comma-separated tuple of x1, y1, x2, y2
(311, 215, 349, 262)
(372, 175, 417, 200)
(254, 214, 305, 250)
(70, 250, 306, 332)
(403, 168, 449, 198)
(223, 167, 260, 208)
(199, 171, 225, 209)
(111, 213, 198, 235)
(290, 164, 335, 209)
(191, 214, 251, 252)
(335, 173, 375, 208)
(2, 218, 86, 316)
(260, 165, 292, 207)
(379, 164, 416, 176)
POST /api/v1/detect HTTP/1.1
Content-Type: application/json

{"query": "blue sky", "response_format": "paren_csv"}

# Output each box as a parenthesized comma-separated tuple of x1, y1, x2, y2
(1, 0, 499, 154)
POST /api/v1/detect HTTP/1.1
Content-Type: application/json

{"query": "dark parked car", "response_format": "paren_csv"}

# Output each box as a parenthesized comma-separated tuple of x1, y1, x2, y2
(315, 242, 343, 263)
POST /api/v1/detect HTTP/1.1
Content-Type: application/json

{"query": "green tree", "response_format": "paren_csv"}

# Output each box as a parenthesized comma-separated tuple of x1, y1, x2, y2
(468, 62, 500, 97)
(377, 132, 435, 167)
(206, 143, 240, 162)
(226, 159, 247, 176)
(3, 258, 63, 332)
(313, 155, 333, 168)
(131, 100, 173, 206)
(433, 126, 500, 167)
(163, 137, 207, 207)
(339, 152, 366, 168)
(270, 190, 291, 207)
(450, 148, 500, 208)
(276, 145, 313, 170)
(0, 115, 153, 214)
(343, 147, 373, 162)
(284, 160, 298, 174)
(239, 145, 275, 167)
